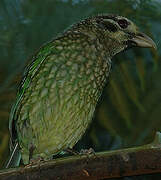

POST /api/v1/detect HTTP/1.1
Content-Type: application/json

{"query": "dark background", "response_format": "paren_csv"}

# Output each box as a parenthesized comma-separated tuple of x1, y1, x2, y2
(0, 0, 161, 179)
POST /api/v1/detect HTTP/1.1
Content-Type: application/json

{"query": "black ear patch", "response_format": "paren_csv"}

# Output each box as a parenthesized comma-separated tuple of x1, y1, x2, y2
(96, 19, 117, 32)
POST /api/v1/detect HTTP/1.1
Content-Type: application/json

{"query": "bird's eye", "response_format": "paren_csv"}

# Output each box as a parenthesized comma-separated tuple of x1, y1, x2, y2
(118, 19, 129, 29)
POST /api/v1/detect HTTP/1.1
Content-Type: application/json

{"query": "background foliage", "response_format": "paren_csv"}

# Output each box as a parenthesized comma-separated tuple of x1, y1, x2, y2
(0, 0, 161, 179)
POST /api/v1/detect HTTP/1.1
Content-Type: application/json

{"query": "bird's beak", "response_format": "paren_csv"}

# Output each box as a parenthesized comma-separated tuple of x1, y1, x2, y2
(131, 32, 157, 50)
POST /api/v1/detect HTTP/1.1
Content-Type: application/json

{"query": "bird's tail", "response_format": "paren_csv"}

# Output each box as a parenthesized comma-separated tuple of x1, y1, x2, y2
(5, 143, 21, 168)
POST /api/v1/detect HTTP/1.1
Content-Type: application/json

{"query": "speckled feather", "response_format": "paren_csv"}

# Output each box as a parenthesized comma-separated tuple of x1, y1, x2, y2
(17, 33, 110, 163)
(10, 22, 112, 163)
(8, 14, 155, 166)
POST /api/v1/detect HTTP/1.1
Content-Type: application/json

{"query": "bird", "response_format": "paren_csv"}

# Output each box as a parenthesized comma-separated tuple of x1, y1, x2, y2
(6, 14, 156, 168)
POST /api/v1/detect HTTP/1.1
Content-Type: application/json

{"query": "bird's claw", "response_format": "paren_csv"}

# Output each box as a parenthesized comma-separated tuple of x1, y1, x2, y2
(80, 148, 95, 155)
(24, 156, 44, 168)
(64, 148, 79, 155)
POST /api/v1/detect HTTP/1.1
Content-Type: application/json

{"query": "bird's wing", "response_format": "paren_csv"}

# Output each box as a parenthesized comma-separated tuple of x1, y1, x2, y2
(9, 41, 55, 149)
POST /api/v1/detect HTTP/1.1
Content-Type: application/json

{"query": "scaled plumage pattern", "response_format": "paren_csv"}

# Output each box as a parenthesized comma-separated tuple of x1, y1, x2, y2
(6, 14, 156, 167)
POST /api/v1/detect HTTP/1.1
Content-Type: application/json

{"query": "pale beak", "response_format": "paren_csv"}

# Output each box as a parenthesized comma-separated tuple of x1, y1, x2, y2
(131, 32, 157, 50)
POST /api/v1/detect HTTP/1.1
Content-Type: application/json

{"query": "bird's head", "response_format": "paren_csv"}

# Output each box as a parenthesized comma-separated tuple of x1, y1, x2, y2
(72, 14, 156, 57)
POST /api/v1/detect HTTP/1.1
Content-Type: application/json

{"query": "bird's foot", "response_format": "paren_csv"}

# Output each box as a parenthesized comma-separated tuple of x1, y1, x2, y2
(25, 156, 44, 168)
(30, 156, 44, 164)
(65, 147, 95, 156)
(79, 148, 97, 161)
(80, 148, 95, 155)
(64, 148, 79, 155)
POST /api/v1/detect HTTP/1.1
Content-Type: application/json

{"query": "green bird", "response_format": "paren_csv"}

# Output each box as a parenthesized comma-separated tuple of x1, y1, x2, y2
(6, 14, 156, 168)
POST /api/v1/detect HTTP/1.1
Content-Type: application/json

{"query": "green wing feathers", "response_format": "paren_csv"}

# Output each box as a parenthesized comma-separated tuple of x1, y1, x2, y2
(7, 42, 54, 167)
